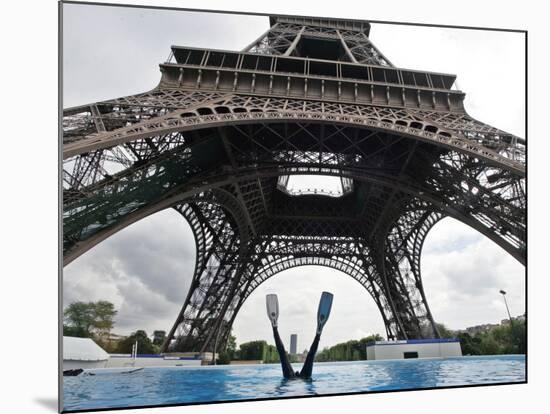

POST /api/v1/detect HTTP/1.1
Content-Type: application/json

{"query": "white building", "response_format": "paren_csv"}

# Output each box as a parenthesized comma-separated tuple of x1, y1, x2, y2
(366, 338, 462, 360)
(63, 336, 110, 370)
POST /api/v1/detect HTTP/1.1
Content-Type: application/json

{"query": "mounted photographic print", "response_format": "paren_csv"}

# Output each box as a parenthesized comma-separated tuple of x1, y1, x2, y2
(61, 1, 526, 412)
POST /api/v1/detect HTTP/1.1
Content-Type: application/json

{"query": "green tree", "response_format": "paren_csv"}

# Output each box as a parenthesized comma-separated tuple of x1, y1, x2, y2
(264, 344, 280, 363)
(483, 320, 526, 355)
(117, 330, 157, 354)
(63, 301, 96, 337)
(92, 301, 117, 338)
(480, 334, 500, 355)
(228, 340, 283, 363)
(216, 353, 231, 365)
(152, 330, 167, 346)
(456, 332, 482, 355)
(455, 320, 525, 356)
(63, 324, 89, 338)
(435, 323, 455, 339)
(225, 333, 237, 357)
(63, 300, 117, 339)
(315, 334, 385, 362)
(216, 332, 238, 364)
(239, 340, 268, 360)
(510, 320, 526, 354)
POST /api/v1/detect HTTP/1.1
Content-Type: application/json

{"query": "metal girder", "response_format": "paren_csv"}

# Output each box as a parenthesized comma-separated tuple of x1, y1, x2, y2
(248, 19, 391, 66)
(63, 95, 524, 175)
(161, 189, 251, 353)
(62, 125, 526, 263)
(374, 202, 444, 339)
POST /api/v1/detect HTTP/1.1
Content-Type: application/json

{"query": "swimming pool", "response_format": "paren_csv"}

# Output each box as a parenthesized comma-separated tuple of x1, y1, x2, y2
(63, 355, 525, 412)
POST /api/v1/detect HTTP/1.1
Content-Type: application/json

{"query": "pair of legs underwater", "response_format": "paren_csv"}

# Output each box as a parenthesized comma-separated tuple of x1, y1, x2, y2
(266, 292, 333, 379)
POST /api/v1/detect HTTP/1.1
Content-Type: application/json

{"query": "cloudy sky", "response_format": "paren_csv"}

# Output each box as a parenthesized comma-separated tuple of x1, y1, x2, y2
(62, 4, 525, 351)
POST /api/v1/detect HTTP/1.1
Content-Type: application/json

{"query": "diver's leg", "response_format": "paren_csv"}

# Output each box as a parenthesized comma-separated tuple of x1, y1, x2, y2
(300, 291, 333, 378)
(272, 326, 295, 379)
(299, 333, 321, 379)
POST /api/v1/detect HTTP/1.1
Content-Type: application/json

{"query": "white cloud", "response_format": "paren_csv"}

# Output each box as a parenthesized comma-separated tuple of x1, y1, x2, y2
(372, 25, 524, 137)
(421, 218, 525, 330)
(64, 208, 196, 335)
(63, 4, 267, 107)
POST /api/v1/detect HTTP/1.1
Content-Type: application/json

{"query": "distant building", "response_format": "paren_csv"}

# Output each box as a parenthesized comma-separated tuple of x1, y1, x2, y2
(464, 323, 499, 335)
(502, 314, 526, 325)
(104, 332, 126, 342)
(461, 314, 526, 335)
(290, 334, 298, 355)
(366, 339, 462, 360)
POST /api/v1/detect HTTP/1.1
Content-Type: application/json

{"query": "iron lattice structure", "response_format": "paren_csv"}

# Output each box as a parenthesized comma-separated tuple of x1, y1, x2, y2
(62, 15, 525, 353)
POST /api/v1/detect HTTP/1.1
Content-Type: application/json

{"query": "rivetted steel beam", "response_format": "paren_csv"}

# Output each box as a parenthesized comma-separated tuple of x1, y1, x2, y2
(283, 26, 306, 56)
(63, 110, 524, 177)
(241, 22, 279, 52)
(63, 161, 525, 267)
(337, 29, 358, 63)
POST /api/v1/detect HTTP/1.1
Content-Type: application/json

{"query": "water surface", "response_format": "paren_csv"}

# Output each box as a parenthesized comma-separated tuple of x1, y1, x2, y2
(63, 355, 525, 411)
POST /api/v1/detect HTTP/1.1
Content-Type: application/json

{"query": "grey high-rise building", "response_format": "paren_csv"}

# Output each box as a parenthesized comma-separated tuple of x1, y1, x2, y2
(290, 334, 298, 355)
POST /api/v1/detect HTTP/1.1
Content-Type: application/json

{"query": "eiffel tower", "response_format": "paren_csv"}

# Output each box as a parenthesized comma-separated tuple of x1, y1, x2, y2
(62, 15, 526, 353)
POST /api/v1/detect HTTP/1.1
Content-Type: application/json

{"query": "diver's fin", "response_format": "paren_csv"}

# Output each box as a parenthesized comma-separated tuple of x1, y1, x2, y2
(266, 294, 279, 328)
(316, 291, 334, 334)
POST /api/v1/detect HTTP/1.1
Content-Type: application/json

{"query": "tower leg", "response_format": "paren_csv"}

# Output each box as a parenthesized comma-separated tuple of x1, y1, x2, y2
(161, 190, 251, 353)
(376, 206, 443, 339)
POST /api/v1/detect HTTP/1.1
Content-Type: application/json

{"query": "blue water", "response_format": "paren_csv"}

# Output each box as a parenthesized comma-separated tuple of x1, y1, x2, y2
(63, 355, 525, 411)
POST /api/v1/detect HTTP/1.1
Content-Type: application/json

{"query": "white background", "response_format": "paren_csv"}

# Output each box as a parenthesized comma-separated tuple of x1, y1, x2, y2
(1, 0, 548, 413)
